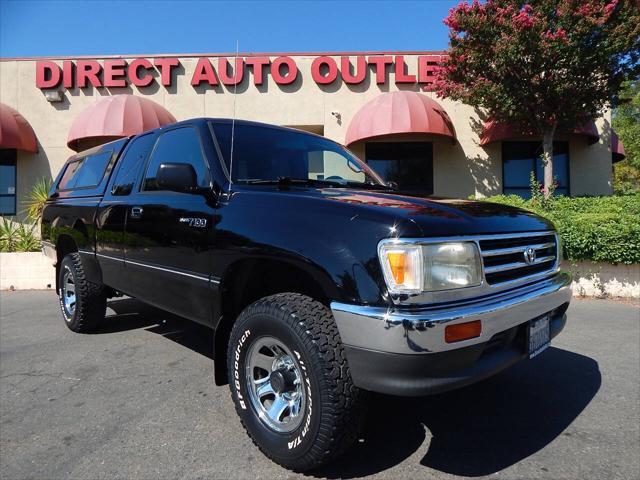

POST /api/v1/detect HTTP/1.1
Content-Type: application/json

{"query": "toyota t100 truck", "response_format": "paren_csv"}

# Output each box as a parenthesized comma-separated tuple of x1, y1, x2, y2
(41, 118, 572, 472)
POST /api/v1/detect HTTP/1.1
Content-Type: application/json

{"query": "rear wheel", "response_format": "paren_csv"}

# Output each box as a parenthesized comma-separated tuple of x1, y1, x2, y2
(58, 253, 106, 332)
(227, 293, 366, 472)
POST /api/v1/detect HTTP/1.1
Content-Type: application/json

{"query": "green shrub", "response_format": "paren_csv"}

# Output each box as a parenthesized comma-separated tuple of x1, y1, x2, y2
(23, 177, 52, 222)
(0, 218, 41, 253)
(14, 223, 41, 252)
(478, 193, 640, 264)
(0, 217, 18, 252)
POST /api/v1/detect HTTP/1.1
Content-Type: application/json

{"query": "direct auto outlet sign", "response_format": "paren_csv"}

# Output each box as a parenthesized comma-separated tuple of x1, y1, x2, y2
(35, 55, 445, 90)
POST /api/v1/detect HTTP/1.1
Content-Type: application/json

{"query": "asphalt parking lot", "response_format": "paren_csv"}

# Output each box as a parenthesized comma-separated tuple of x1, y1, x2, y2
(1, 291, 638, 480)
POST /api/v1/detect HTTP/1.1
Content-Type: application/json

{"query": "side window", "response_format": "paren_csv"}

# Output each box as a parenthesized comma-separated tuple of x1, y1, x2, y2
(58, 151, 112, 190)
(72, 152, 112, 188)
(111, 134, 156, 195)
(143, 127, 210, 192)
(58, 159, 84, 190)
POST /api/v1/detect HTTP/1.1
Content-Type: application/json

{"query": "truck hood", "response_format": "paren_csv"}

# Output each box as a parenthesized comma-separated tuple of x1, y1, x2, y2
(232, 186, 555, 237)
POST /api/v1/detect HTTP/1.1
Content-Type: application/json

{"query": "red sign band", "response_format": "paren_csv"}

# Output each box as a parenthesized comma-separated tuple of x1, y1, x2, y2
(36, 55, 444, 90)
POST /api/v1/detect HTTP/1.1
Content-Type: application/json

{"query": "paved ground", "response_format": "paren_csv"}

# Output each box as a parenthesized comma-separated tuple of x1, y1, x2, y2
(0, 291, 638, 480)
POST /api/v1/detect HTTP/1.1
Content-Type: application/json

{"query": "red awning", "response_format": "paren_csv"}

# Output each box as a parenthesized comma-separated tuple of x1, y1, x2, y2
(67, 94, 176, 151)
(611, 131, 626, 163)
(345, 91, 456, 145)
(0, 103, 38, 153)
(480, 119, 600, 146)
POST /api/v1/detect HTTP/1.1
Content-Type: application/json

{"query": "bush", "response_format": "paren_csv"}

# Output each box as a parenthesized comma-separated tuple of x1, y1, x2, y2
(614, 161, 640, 195)
(23, 177, 52, 222)
(478, 193, 640, 264)
(0, 218, 41, 253)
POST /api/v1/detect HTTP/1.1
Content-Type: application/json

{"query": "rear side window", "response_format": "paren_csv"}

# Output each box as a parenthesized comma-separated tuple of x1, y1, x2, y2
(143, 127, 210, 191)
(111, 134, 157, 195)
(57, 159, 83, 190)
(58, 151, 112, 190)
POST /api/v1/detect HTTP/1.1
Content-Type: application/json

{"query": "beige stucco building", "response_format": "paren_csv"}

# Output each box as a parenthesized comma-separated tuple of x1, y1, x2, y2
(0, 51, 621, 222)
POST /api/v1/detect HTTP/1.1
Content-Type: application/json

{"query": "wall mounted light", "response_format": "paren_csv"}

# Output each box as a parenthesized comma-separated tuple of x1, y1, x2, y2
(43, 90, 63, 102)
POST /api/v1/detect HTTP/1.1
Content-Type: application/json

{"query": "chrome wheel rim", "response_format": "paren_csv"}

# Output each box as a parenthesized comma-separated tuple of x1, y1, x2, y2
(61, 266, 76, 318)
(245, 336, 305, 433)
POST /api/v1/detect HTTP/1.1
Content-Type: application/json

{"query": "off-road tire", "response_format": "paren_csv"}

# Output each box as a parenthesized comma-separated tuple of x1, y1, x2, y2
(58, 253, 107, 333)
(227, 293, 366, 472)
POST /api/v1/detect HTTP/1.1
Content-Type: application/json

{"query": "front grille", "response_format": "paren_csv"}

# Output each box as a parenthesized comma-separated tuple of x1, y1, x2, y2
(479, 233, 557, 286)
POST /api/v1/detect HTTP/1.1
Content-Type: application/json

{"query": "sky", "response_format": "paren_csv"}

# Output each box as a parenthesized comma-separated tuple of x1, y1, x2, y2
(0, 0, 457, 58)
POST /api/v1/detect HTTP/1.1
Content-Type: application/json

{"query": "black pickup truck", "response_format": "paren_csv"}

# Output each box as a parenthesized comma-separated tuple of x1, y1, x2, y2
(42, 118, 572, 471)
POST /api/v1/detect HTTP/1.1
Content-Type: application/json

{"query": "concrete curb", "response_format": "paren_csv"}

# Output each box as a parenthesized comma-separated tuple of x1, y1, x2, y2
(564, 261, 640, 299)
(0, 252, 55, 291)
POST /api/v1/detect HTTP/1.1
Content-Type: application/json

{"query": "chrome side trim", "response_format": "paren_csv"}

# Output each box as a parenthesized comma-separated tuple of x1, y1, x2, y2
(331, 271, 572, 355)
(95, 253, 221, 284)
(96, 252, 123, 262)
(124, 259, 211, 282)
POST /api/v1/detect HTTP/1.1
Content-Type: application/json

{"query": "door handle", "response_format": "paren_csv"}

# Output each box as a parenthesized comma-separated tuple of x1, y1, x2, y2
(130, 206, 143, 219)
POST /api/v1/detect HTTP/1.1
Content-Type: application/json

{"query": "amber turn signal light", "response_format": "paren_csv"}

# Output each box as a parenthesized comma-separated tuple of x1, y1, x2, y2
(445, 320, 482, 343)
(386, 251, 407, 284)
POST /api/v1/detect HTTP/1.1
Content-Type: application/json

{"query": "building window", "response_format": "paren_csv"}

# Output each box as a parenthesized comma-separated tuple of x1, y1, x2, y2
(0, 150, 17, 216)
(502, 141, 570, 198)
(365, 142, 433, 194)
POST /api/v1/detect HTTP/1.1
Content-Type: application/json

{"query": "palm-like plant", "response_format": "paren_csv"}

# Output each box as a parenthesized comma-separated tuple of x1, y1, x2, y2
(14, 222, 41, 252)
(0, 217, 18, 252)
(0, 218, 41, 252)
(23, 177, 52, 222)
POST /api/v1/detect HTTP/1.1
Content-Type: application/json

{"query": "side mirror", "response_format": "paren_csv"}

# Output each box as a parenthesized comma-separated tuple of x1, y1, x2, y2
(156, 162, 198, 193)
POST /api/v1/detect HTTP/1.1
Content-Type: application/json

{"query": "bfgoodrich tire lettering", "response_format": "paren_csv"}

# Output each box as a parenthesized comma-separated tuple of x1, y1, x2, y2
(227, 293, 366, 472)
(58, 253, 107, 333)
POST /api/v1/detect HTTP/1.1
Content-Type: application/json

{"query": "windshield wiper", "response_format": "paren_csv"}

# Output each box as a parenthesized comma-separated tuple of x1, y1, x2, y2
(344, 180, 393, 190)
(237, 177, 342, 187)
(237, 177, 393, 190)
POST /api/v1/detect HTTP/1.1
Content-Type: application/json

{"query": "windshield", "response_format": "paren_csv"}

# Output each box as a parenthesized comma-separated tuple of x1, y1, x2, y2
(212, 122, 385, 187)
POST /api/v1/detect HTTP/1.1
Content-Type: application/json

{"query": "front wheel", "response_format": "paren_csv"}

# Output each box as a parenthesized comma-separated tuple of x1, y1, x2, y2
(227, 293, 366, 472)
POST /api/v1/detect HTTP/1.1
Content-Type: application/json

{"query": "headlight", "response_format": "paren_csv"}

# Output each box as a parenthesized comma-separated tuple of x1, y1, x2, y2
(379, 241, 482, 294)
(423, 242, 482, 291)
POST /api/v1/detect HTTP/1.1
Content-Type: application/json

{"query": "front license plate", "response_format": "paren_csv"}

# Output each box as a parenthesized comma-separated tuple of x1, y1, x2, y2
(528, 314, 550, 359)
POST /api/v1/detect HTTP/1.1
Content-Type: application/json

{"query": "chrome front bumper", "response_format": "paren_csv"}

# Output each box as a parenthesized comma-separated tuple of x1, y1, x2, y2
(331, 272, 572, 355)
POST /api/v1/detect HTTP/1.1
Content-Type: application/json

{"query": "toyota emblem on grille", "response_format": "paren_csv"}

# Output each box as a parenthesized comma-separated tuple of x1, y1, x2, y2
(523, 247, 537, 265)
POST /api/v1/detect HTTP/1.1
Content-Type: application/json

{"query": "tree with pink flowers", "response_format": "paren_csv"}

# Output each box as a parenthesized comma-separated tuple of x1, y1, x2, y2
(435, 0, 640, 197)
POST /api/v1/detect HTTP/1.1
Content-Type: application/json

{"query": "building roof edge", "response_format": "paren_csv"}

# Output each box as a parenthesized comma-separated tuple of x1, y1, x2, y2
(0, 50, 448, 62)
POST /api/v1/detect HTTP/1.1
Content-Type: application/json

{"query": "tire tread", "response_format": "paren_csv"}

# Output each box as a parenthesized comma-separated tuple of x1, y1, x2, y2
(60, 253, 106, 332)
(228, 292, 366, 471)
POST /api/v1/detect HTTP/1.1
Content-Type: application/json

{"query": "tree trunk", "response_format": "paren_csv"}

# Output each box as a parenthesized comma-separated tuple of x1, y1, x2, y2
(542, 129, 555, 199)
